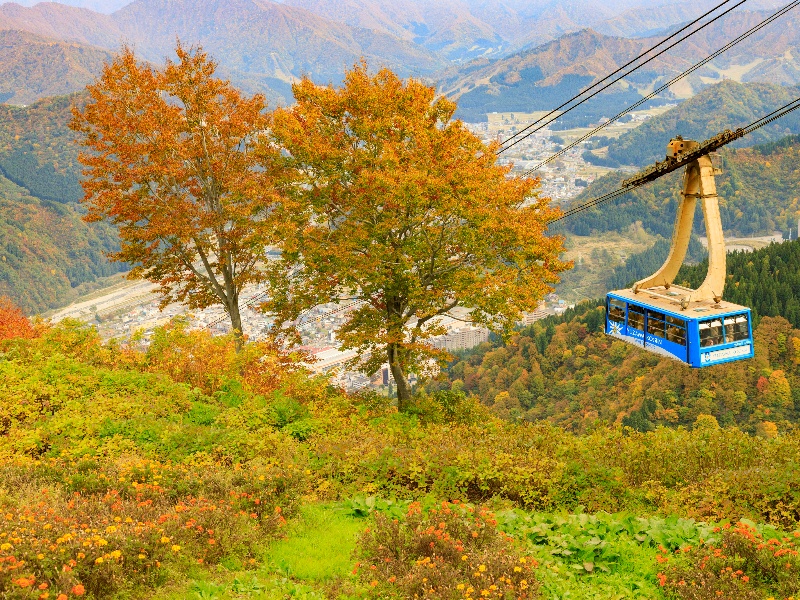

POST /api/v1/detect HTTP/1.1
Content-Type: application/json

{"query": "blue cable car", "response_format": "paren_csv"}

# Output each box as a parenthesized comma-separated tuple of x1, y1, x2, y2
(603, 137, 754, 367)
(605, 291, 753, 367)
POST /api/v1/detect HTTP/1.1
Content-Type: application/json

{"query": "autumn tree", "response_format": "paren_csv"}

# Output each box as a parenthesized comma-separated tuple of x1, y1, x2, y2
(0, 296, 36, 341)
(269, 64, 568, 411)
(71, 44, 288, 347)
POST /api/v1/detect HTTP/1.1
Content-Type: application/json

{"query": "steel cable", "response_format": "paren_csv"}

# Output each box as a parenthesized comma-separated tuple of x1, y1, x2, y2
(497, 0, 749, 154)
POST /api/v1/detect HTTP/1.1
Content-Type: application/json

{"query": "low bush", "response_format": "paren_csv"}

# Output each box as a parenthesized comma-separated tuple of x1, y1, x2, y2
(658, 521, 800, 599)
(0, 456, 304, 598)
(356, 500, 539, 599)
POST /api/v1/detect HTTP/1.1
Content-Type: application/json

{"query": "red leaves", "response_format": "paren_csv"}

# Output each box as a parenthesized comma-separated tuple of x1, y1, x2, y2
(0, 296, 36, 341)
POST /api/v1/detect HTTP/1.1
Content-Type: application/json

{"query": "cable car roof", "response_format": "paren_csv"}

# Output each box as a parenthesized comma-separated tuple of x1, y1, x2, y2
(608, 287, 750, 318)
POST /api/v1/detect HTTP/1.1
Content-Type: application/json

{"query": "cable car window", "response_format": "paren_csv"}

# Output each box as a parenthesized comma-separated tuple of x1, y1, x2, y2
(628, 306, 645, 331)
(647, 310, 666, 338)
(666, 315, 686, 345)
(699, 319, 724, 347)
(724, 314, 750, 342)
(608, 299, 625, 323)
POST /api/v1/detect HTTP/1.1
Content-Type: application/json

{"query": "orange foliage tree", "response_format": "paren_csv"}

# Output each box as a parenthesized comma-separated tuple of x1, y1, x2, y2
(70, 44, 290, 347)
(269, 64, 568, 410)
(0, 296, 35, 340)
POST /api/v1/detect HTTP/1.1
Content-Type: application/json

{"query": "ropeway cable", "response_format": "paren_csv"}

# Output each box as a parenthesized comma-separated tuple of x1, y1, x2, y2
(523, 0, 800, 176)
(549, 95, 800, 224)
(498, 0, 749, 154)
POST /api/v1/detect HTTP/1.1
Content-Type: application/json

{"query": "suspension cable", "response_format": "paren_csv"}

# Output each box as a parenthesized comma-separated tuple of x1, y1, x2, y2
(498, 0, 749, 154)
(523, 0, 800, 176)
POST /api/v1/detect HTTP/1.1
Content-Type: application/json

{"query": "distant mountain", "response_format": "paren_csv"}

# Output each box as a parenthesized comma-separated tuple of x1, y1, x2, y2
(285, 0, 511, 62)
(113, 0, 445, 89)
(0, 0, 446, 105)
(591, 0, 785, 39)
(0, 30, 112, 104)
(440, 9, 800, 123)
(604, 80, 800, 167)
(285, 0, 749, 63)
(0, 1, 123, 48)
(0, 0, 131, 13)
(439, 29, 662, 124)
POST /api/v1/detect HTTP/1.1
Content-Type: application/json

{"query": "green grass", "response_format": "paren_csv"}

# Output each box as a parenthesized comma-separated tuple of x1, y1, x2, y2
(153, 503, 366, 600)
(533, 539, 663, 600)
(264, 503, 365, 582)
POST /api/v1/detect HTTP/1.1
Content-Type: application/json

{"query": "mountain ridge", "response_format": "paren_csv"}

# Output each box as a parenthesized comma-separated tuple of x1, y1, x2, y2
(0, 29, 112, 104)
(440, 9, 800, 122)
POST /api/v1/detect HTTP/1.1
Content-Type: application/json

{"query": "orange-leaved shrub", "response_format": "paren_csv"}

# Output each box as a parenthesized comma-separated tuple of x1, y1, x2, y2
(143, 317, 323, 398)
(657, 521, 800, 600)
(0, 296, 36, 341)
(356, 500, 539, 599)
(0, 456, 302, 599)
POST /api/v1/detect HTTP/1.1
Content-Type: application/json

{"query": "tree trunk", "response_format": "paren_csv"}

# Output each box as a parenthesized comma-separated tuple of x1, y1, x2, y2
(387, 342, 413, 412)
(228, 299, 244, 351)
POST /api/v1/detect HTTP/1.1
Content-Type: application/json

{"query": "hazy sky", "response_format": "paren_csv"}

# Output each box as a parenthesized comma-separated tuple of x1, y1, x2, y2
(0, 0, 787, 17)
(0, 0, 131, 13)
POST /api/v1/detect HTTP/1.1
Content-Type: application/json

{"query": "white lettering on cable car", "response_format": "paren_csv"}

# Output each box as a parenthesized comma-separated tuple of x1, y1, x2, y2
(700, 344, 752, 364)
(623, 329, 664, 346)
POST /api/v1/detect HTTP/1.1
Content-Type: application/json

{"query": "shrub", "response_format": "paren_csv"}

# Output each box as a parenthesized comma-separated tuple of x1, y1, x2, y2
(356, 500, 539, 599)
(658, 521, 800, 599)
(0, 296, 36, 341)
(0, 456, 303, 598)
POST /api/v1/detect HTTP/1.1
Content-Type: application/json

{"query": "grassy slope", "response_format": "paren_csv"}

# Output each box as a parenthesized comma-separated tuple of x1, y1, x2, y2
(1, 320, 800, 598)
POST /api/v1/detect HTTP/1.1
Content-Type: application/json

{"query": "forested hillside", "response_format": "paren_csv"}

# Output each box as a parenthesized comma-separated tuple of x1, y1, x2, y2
(678, 240, 800, 327)
(562, 132, 800, 238)
(0, 92, 126, 313)
(0, 30, 112, 105)
(433, 239, 800, 433)
(0, 174, 124, 313)
(0, 92, 84, 203)
(598, 80, 800, 166)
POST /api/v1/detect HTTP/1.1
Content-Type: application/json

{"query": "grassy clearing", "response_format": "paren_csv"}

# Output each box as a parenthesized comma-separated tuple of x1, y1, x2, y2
(150, 503, 365, 600)
(264, 503, 364, 583)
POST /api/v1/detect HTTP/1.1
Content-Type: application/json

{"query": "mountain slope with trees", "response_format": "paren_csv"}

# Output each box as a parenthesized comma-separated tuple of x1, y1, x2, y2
(0, 92, 85, 203)
(0, 92, 126, 313)
(0, 30, 113, 105)
(562, 131, 800, 238)
(432, 239, 800, 433)
(0, 173, 125, 313)
(601, 80, 800, 167)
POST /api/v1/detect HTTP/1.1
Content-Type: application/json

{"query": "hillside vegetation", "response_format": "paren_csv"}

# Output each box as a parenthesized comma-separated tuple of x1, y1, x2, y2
(600, 80, 800, 167)
(1, 309, 800, 599)
(0, 93, 126, 314)
(563, 132, 800, 238)
(0, 93, 84, 203)
(0, 30, 112, 105)
(433, 239, 800, 435)
(0, 174, 125, 314)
